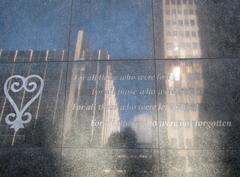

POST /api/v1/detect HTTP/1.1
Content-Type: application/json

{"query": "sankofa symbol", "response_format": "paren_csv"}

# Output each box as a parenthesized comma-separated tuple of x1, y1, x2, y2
(4, 75, 44, 133)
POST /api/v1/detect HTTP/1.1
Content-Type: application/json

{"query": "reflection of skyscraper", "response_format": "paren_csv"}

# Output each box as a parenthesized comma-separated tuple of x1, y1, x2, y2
(162, 0, 203, 175)
(101, 63, 121, 145)
(63, 31, 120, 146)
(163, 0, 201, 58)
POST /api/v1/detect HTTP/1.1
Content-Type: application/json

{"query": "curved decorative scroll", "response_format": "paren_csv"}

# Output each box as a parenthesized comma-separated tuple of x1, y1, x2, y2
(4, 75, 44, 133)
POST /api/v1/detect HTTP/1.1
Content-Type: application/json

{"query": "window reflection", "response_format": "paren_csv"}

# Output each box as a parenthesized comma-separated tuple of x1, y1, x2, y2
(163, 0, 203, 174)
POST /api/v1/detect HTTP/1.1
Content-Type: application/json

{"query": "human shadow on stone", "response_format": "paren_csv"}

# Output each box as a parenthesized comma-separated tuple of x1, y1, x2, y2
(107, 127, 155, 177)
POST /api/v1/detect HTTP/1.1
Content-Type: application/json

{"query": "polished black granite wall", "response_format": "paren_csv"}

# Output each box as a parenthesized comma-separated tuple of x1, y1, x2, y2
(0, 59, 239, 177)
(0, 0, 240, 177)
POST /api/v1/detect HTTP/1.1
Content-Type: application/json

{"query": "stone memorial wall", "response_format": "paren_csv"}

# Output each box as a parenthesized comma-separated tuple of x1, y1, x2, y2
(0, 0, 240, 176)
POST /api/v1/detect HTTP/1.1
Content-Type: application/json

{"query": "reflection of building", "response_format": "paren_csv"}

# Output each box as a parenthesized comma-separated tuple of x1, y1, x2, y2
(162, 0, 203, 175)
(163, 0, 201, 58)
(0, 49, 65, 62)
(63, 31, 120, 146)
(0, 31, 120, 147)
(101, 63, 121, 145)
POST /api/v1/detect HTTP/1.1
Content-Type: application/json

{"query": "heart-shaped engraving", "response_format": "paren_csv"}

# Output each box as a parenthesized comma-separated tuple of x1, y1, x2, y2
(4, 75, 44, 133)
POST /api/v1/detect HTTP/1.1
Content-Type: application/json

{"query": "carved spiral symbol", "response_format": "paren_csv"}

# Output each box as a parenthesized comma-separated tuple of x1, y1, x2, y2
(11, 80, 23, 92)
(4, 75, 44, 133)
(5, 113, 17, 125)
(26, 81, 37, 92)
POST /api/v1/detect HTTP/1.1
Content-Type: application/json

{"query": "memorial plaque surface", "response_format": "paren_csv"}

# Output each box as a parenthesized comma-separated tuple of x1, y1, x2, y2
(63, 60, 158, 148)
(156, 59, 240, 150)
(1, 0, 240, 176)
